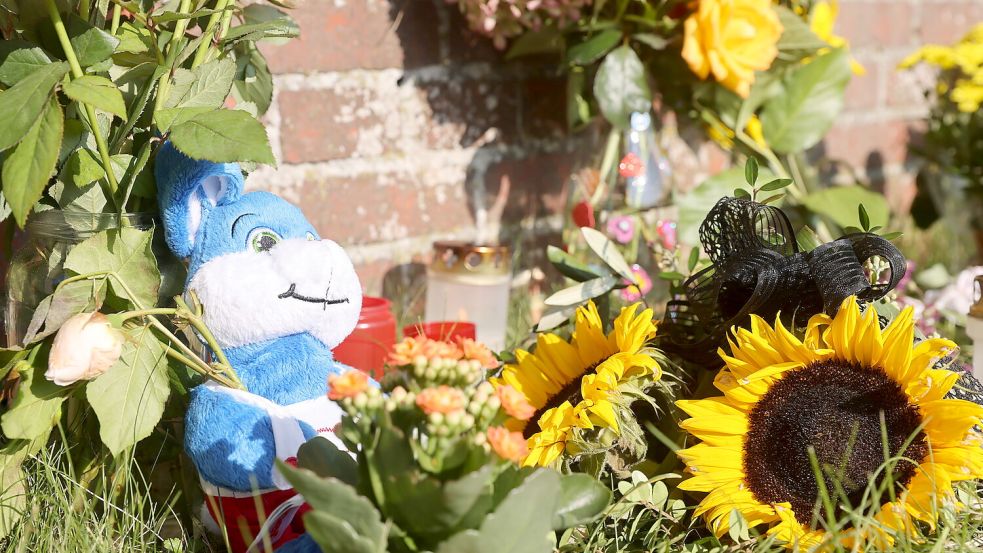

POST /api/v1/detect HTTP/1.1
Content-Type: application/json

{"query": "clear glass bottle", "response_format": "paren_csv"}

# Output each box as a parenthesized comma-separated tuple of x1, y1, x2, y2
(5, 211, 154, 346)
(424, 242, 511, 351)
(622, 111, 672, 209)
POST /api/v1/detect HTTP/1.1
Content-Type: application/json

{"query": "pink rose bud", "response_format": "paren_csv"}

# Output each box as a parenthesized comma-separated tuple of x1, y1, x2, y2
(46, 312, 124, 386)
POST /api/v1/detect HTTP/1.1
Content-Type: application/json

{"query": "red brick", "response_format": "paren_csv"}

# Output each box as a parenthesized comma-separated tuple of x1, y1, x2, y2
(821, 119, 913, 168)
(297, 171, 473, 246)
(838, 1, 913, 49)
(919, 2, 983, 44)
(261, 0, 440, 73)
(278, 89, 382, 163)
(843, 55, 880, 111)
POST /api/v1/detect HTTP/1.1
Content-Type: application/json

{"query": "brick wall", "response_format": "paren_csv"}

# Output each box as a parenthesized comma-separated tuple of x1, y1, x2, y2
(247, 0, 982, 297)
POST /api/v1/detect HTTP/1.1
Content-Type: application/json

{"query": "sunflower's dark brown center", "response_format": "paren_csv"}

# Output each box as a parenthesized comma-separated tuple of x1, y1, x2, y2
(743, 359, 928, 526)
(522, 361, 602, 439)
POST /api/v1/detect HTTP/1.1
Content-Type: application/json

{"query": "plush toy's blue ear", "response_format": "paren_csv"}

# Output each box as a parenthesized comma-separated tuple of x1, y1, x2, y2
(155, 142, 245, 259)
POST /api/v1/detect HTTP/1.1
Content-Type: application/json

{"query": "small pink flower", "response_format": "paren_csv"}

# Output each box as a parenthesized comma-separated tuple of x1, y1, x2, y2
(620, 264, 653, 302)
(657, 220, 677, 250)
(606, 215, 636, 244)
(618, 152, 645, 178)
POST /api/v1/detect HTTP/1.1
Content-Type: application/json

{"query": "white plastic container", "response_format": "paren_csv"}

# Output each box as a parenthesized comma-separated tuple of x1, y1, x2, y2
(424, 242, 511, 351)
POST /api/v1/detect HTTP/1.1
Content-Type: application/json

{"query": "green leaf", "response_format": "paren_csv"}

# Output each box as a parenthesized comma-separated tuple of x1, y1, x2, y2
(435, 469, 560, 553)
(64, 227, 161, 309)
(535, 306, 576, 332)
(550, 474, 610, 530)
(115, 22, 153, 55)
(801, 186, 890, 231)
(581, 227, 635, 281)
(1, 357, 67, 440)
(86, 325, 170, 456)
(687, 247, 700, 272)
(880, 231, 903, 241)
(505, 27, 563, 60)
(566, 29, 621, 65)
(67, 15, 120, 67)
(153, 107, 213, 133)
(222, 17, 300, 43)
(164, 58, 236, 110)
(632, 33, 668, 51)
(744, 157, 759, 186)
(0, 62, 69, 153)
(23, 278, 107, 344)
(59, 148, 105, 189)
(62, 76, 127, 119)
(2, 97, 63, 227)
(593, 45, 651, 129)
(169, 109, 275, 165)
(734, 187, 751, 199)
(297, 436, 359, 487)
(677, 167, 773, 246)
(278, 463, 387, 552)
(759, 192, 785, 205)
(0, 442, 30, 539)
(0, 42, 53, 86)
(760, 48, 852, 153)
(795, 226, 822, 252)
(546, 245, 603, 282)
(774, 5, 828, 58)
(544, 275, 618, 307)
(232, 43, 274, 115)
(858, 203, 870, 231)
(304, 511, 378, 553)
(760, 178, 793, 192)
(151, 7, 226, 22)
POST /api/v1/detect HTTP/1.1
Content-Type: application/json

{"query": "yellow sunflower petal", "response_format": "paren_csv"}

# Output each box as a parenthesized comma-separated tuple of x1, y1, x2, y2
(573, 301, 614, 366)
(879, 306, 916, 382)
(676, 397, 747, 418)
(825, 295, 862, 362)
(921, 398, 983, 444)
(612, 303, 657, 353)
(904, 368, 961, 402)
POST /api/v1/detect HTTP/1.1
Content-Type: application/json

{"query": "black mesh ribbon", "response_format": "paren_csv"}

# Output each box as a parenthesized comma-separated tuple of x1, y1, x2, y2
(661, 197, 907, 364)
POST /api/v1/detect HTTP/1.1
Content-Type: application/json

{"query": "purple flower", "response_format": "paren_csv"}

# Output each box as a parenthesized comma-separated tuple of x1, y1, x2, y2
(621, 264, 653, 302)
(606, 215, 636, 244)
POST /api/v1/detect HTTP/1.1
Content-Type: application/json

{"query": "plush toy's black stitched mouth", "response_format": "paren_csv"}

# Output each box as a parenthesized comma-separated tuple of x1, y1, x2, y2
(277, 284, 349, 306)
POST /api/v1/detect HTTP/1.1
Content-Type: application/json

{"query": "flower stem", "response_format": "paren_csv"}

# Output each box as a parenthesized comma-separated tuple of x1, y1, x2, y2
(110, 3, 121, 35)
(174, 295, 235, 384)
(191, 0, 232, 69)
(43, 0, 121, 205)
(78, 0, 91, 20)
(153, 0, 194, 118)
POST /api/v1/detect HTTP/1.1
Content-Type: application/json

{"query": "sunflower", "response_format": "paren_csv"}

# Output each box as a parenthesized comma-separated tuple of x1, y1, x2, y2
(676, 296, 983, 548)
(493, 302, 660, 467)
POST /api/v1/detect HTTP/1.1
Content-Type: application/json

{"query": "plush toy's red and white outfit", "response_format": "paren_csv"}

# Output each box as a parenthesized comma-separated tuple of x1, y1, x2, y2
(199, 382, 346, 553)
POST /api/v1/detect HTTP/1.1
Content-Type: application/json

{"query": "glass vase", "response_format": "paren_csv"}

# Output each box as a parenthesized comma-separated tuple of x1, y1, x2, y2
(5, 211, 154, 347)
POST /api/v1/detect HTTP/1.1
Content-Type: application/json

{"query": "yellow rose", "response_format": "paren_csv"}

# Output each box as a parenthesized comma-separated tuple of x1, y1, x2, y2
(682, 0, 783, 98)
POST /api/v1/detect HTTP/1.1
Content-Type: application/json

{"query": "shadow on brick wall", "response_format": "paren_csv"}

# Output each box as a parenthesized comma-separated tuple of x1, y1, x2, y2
(376, 0, 600, 319)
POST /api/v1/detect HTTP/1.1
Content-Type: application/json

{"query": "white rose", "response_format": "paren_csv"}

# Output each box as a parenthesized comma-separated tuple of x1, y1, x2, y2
(45, 312, 124, 386)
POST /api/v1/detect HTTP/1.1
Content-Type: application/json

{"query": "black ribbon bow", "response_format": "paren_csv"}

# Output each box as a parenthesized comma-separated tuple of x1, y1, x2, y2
(661, 197, 907, 364)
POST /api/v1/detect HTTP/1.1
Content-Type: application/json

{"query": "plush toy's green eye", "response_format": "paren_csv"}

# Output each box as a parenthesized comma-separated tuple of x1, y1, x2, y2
(306, 232, 317, 241)
(248, 228, 281, 252)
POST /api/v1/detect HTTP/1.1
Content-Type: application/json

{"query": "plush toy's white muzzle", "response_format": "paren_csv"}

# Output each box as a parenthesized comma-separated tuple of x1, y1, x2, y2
(188, 239, 363, 350)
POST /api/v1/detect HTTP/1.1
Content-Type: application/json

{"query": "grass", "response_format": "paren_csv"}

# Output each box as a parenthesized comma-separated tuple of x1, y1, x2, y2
(0, 440, 201, 553)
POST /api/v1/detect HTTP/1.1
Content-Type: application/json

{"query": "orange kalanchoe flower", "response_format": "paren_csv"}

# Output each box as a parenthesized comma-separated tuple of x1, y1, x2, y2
(458, 338, 499, 368)
(327, 370, 370, 400)
(416, 385, 466, 415)
(495, 385, 535, 421)
(389, 336, 429, 366)
(422, 339, 463, 361)
(487, 426, 528, 463)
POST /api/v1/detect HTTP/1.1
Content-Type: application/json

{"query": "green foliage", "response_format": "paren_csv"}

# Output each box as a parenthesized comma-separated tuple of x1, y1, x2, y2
(87, 325, 170, 456)
(2, 96, 63, 226)
(593, 45, 651, 130)
(801, 185, 890, 232)
(169, 108, 276, 164)
(760, 48, 852, 153)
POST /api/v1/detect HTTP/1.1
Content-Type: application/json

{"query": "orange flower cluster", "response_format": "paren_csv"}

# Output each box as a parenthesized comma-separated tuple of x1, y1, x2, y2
(416, 385, 466, 415)
(486, 426, 528, 463)
(327, 370, 370, 400)
(389, 335, 499, 368)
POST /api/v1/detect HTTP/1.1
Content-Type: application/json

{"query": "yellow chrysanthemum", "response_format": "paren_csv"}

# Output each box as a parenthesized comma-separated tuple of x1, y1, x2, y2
(677, 296, 983, 549)
(493, 302, 660, 467)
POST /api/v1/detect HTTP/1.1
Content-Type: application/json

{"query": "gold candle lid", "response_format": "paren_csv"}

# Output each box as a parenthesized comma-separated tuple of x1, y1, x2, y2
(430, 241, 511, 276)
(971, 275, 983, 318)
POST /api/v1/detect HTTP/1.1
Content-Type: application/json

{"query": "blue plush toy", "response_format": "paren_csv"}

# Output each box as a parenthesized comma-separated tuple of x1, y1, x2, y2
(156, 143, 363, 552)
